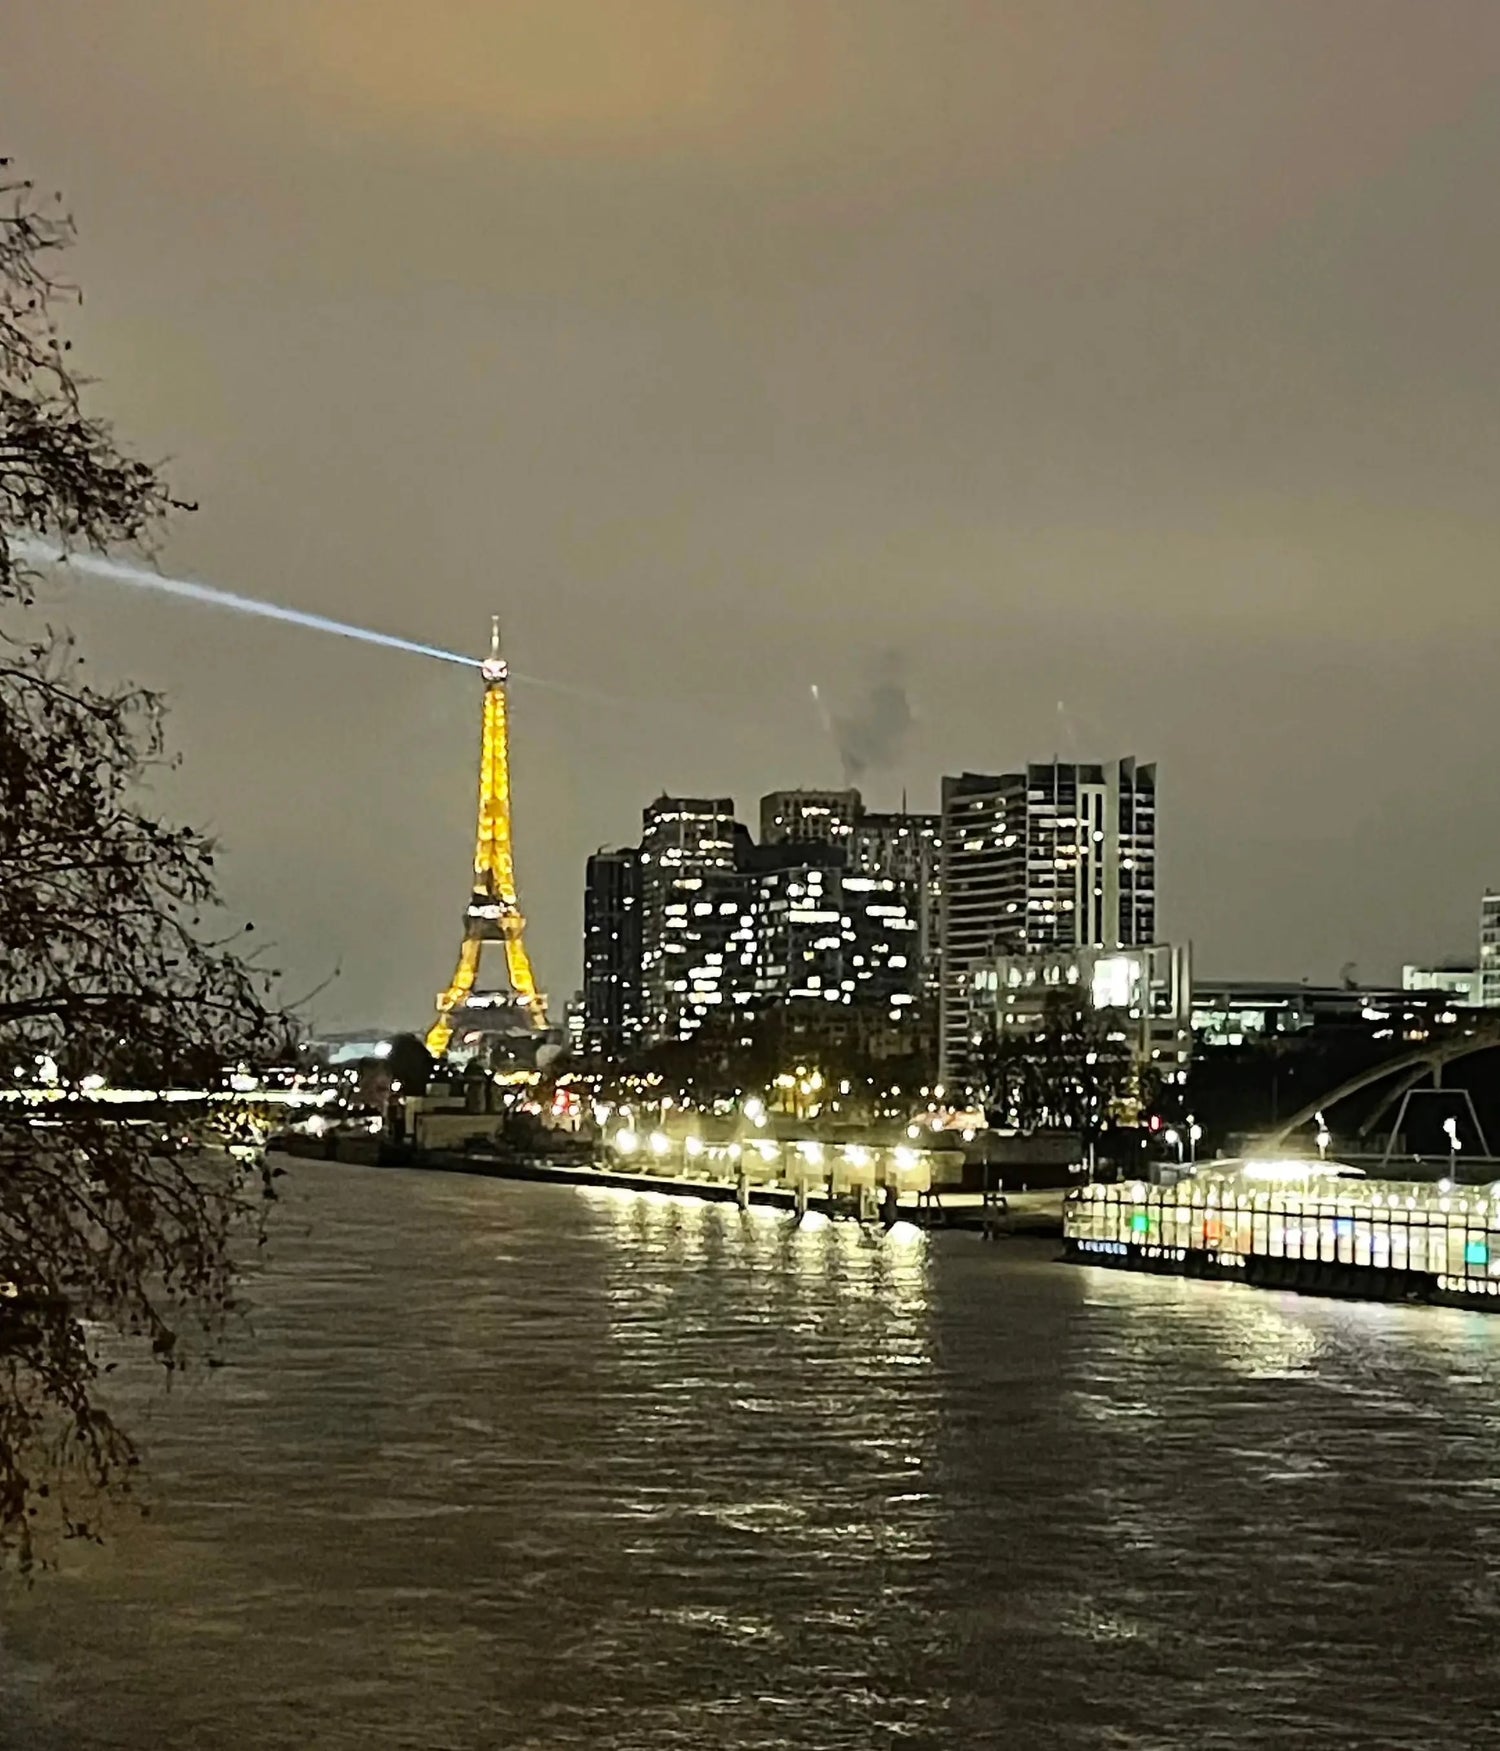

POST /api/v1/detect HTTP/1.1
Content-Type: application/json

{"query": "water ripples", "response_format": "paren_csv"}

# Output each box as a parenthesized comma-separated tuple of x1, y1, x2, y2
(4, 1159, 1500, 1747)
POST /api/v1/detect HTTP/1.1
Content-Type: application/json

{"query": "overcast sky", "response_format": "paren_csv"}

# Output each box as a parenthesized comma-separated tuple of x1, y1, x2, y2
(6, 2, 1500, 1028)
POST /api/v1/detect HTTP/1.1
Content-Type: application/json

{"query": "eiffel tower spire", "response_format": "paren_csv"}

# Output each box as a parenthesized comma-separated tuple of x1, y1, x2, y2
(426, 618, 547, 1057)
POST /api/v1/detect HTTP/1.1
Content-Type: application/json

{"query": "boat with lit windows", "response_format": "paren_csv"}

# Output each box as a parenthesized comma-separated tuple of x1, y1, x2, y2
(1063, 1157, 1500, 1310)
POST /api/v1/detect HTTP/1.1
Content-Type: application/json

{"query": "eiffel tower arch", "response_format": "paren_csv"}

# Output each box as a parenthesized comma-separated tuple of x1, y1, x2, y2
(425, 619, 548, 1059)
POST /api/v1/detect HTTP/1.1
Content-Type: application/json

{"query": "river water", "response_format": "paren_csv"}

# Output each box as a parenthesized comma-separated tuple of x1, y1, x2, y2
(4, 1157, 1500, 1748)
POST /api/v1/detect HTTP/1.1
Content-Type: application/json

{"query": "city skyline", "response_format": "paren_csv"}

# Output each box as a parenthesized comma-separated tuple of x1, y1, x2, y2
(583, 787, 931, 1059)
(9, 11, 1500, 1742)
(8, 3, 1500, 1026)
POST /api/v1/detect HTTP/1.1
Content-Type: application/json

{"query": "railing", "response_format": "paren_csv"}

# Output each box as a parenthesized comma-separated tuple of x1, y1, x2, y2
(1065, 1172, 1500, 1289)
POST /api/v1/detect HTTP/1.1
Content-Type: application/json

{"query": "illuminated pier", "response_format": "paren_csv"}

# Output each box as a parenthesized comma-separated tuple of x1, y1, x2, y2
(1065, 1160, 1500, 1309)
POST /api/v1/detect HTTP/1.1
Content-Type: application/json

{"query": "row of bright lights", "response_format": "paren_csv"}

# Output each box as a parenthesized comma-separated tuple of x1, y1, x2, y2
(610, 1128, 926, 1172)
(4, 1081, 337, 1106)
(1082, 1174, 1500, 1217)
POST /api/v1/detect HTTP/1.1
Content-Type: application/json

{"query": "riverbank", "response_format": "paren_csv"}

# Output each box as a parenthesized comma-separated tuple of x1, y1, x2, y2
(280, 1135, 1066, 1235)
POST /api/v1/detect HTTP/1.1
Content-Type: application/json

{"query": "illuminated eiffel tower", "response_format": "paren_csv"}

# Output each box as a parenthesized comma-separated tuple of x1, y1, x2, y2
(425, 618, 548, 1058)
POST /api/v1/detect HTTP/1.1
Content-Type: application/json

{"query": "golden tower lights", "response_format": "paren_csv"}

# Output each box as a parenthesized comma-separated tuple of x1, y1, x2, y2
(426, 617, 547, 1058)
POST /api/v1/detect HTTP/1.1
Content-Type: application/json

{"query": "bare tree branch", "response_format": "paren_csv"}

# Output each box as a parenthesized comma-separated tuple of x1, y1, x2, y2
(0, 155, 291, 1569)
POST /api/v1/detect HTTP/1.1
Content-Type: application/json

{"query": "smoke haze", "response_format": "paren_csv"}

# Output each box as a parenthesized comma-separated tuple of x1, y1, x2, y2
(833, 650, 914, 790)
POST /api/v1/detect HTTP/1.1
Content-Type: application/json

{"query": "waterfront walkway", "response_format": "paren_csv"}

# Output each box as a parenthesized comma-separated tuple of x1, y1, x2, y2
(405, 1147, 1066, 1235)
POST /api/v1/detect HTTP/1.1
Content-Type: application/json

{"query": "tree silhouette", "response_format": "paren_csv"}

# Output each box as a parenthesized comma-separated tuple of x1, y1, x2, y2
(0, 160, 288, 1566)
(974, 989, 1150, 1150)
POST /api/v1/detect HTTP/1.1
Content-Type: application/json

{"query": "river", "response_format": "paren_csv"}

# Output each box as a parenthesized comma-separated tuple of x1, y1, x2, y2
(3, 1156, 1500, 1748)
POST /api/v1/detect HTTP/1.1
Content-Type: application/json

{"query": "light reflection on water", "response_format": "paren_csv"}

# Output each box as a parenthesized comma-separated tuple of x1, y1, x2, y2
(3, 1159, 1500, 1749)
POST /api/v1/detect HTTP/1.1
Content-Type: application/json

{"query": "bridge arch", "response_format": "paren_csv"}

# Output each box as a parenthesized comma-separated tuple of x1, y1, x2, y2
(1261, 1022, 1500, 1149)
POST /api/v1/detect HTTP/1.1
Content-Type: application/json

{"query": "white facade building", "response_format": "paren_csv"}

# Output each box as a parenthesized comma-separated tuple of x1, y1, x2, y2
(1482, 893, 1500, 1009)
(969, 942, 1192, 1077)
(939, 759, 1157, 1085)
(1402, 963, 1482, 1008)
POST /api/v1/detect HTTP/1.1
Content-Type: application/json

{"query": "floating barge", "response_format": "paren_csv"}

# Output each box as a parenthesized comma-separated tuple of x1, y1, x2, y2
(1063, 1159, 1500, 1310)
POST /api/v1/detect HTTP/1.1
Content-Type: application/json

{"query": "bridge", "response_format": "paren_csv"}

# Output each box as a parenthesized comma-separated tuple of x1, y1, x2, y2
(1259, 1016, 1500, 1163)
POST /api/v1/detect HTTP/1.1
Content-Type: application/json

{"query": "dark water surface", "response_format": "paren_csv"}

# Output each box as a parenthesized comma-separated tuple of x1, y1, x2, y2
(4, 1157, 1500, 1749)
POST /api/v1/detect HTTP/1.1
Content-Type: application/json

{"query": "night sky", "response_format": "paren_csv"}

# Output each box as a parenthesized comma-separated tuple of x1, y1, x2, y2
(6, 2, 1500, 1029)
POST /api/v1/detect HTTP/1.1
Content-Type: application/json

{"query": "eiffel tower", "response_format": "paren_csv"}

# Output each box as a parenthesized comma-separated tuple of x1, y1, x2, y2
(425, 618, 548, 1058)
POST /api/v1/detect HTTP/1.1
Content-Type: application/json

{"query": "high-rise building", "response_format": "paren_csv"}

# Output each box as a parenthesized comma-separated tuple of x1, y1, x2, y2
(850, 809, 943, 1002)
(939, 759, 1158, 1085)
(1115, 757, 1158, 949)
(745, 841, 919, 1016)
(742, 841, 846, 1005)
(640, 796, 740, 876)
(761, 789, 942, 1007)
(639, 797, 746, 1042)
(649, 867, 759, 1039)
(939, 771, 1027, 1080)
(840, 872, 923, 1015)
(600, 790, 933, 1050)
(849, 809, 941, 883)
(581, 849, 642, 1057)
(1014, 758, 1157, 951)
(759, 789, 861, 848)
(1481, 892, 1500, 1008)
